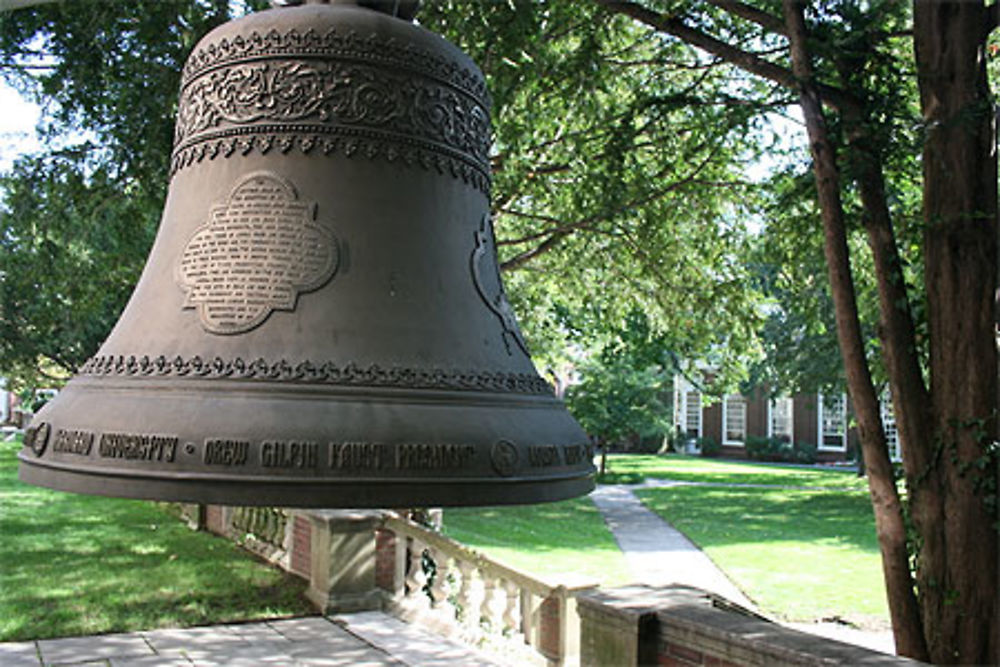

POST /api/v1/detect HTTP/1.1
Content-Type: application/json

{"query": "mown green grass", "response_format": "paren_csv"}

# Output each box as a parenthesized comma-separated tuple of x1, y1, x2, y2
(636, 484, 888, 628)
(445, 455, 886, 628)
(0, 437, 312, 641)
(443, 498, 633, 588)
(599, 453, 867, 490)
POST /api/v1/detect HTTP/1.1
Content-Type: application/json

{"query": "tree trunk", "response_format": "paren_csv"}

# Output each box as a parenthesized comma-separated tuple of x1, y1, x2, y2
(594, 0, 999, 657)
(782, 2, 928, 659)
(912, 3, 999, 663)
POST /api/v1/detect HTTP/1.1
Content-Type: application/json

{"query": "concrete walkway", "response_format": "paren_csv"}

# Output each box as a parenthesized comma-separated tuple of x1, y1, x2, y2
(0, 614, 501, 667)
(590, 484, 755, 609)
(591, 481, 896, 656)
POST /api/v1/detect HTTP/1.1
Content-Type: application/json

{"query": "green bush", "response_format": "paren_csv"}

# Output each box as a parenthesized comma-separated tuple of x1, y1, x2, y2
(565, 361, 671, 451)
(792, 440, 817, 464)
(750, 436, 791, 461)
(697, 436, 721, 457)
(746, 436, 817, 464)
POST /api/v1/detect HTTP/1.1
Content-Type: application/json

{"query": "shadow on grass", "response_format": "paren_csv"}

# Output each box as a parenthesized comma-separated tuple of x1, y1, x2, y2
(445, 497, 609, 553)
(598, 454, 866, 490)
(0, 439, 312, 642)
(636, 485, 879, 553)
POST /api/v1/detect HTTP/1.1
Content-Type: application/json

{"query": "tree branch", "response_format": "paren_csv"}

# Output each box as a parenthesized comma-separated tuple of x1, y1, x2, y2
(499, 145, 730, 269)
(593, 0, 859, 113)
(707, 0, 787, 36)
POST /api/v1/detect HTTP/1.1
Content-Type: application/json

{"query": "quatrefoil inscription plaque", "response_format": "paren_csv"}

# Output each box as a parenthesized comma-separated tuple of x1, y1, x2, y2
(177, 171, 339, 334)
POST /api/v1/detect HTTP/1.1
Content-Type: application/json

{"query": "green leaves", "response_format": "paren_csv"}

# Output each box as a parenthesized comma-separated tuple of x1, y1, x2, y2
(0, 146, 159, 386)
(564, 309, 673, 446)
(0, 1, 248, 389)
(421, 1, 767, 379)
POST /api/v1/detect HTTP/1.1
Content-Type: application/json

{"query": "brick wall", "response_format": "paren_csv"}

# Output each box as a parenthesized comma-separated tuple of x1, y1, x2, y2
(205, 504, 225, 535)
(579, 585, 918, 667)
(538, 595, 561, 660)
(659, 639, 740, 666)
(374, 528, 397, 592)
(290, 514, 311, 578)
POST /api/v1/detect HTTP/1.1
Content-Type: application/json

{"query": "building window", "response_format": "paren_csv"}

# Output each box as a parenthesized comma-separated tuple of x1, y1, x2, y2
(674, 376, 702, 440)
(684, 390, 702, 438)
(723, 395, 746, 446)
(769, 397, 793, 442)
(880, 396, 901, 462)
(818, 393, 847, 451)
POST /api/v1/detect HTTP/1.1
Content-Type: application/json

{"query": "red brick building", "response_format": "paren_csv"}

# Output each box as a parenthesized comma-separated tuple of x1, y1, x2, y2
(672, 375, 902, 462)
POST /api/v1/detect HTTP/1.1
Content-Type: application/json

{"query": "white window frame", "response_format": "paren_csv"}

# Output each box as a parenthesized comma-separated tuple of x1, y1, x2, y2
(722, 394, 747, 447)
(767, 396, 794, 441)
(674, 376, 703, 440)
(880, 395, 902, 462)
(817, 392, 848, 452)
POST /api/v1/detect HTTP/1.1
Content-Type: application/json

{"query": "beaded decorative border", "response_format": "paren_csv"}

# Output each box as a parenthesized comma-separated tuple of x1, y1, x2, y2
(169, 123, 491, 193)
(79, 355, 555, 397)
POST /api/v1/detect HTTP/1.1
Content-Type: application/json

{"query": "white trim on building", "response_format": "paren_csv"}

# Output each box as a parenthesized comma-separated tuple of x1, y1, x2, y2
(880, 395, 902, 462)
(0, 377, 9, 425)
(767, 396, 794, 441)
(674, 376, 704, 440)
(722, 394, 747, 447)
(817, 392, 848, 451)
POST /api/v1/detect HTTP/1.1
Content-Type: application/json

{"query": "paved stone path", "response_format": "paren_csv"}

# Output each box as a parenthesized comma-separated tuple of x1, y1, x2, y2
(590, 484, 755, 609)
(0, 614, 500, 667)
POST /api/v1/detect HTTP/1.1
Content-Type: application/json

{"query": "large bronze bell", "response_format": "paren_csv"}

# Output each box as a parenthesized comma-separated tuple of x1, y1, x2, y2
(17, 0, 595, 507)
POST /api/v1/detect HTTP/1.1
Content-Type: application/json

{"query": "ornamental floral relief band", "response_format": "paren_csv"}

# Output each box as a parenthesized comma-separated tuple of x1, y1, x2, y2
(170, 30, 492, 190)
(181, 27, 490, 103)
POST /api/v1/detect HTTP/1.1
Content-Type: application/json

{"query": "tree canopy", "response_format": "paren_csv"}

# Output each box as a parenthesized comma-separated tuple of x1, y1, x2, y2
(1, 1, 997, 661)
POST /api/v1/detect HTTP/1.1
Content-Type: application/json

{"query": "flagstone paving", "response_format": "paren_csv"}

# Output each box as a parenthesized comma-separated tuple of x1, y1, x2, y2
(0, 615, 500, 667)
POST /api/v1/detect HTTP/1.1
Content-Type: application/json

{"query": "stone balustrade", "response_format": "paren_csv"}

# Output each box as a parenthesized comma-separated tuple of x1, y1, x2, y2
(191, 503, 921, 666)
(193, 503, 595, 666)
(380, 512, 597, 665)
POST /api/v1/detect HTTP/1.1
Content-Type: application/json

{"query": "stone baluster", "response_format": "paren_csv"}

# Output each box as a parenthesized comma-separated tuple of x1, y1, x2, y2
(456, 559, 476, 628)
(480, 572, 498, 630)
(405, 537, 429, 612)
(428, 547, 449, 608)
(427, 547, 456, 628)
(501, 578, 519, 633)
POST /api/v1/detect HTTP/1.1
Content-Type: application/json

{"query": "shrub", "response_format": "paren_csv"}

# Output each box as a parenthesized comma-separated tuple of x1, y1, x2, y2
(697, 436, 721, 457)
(792, 441, 817, 464)
(746, 436, 818, 464)
(746, 435, 792, 462)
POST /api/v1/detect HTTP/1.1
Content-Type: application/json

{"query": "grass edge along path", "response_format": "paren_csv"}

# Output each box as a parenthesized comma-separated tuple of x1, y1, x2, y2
(443, 496, 634, 589)
(599, 453, 868, 490)
(0, 437, 313, 642)
(636, 483, 889, 629)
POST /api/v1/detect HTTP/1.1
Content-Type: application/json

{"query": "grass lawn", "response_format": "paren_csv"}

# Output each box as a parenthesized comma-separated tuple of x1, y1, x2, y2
(636, 483, 888, 628)
(0, 436, 312, 642)
(443, 498, 633, 588)
(599, 453, 868, 490)
(445, 454, 887, 629)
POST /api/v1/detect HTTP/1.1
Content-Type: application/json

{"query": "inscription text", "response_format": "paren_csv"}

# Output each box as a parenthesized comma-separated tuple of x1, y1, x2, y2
(99, 433, 178, 462)
(53, 429, 94, 456)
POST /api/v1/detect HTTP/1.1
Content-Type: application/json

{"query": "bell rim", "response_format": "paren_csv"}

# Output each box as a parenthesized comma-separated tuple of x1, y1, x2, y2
(19, 453, 596, 508)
